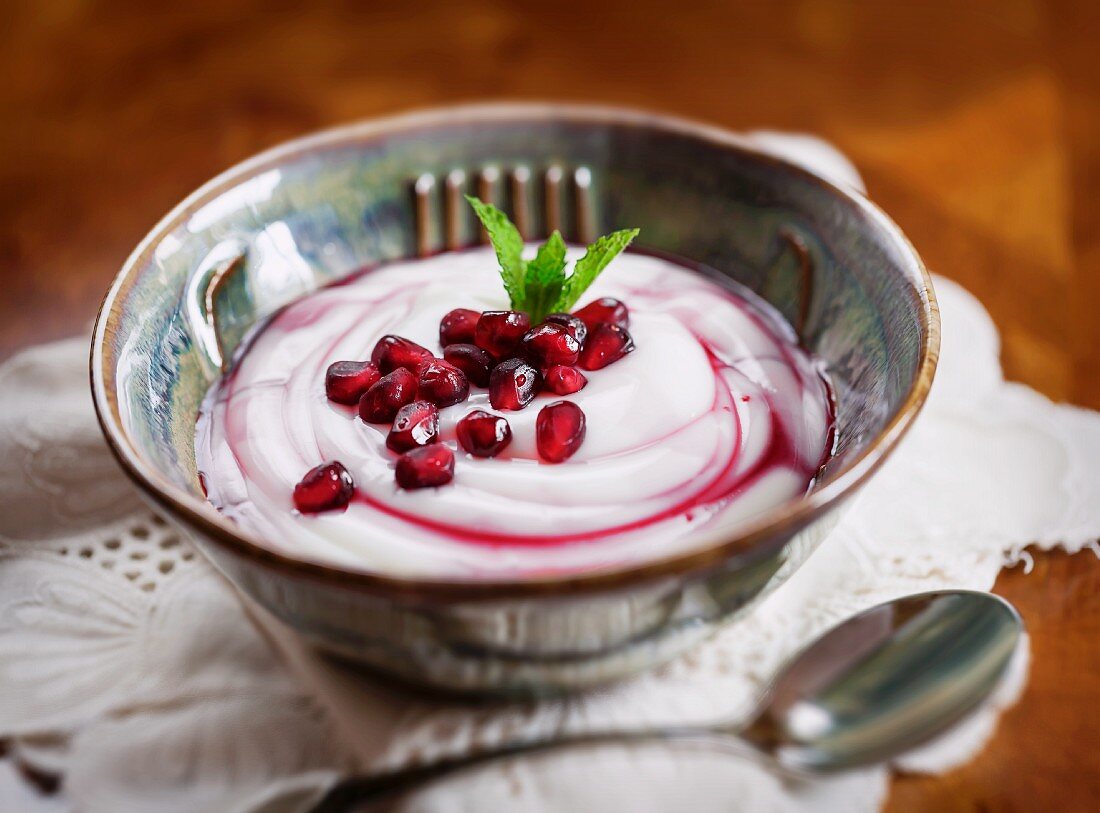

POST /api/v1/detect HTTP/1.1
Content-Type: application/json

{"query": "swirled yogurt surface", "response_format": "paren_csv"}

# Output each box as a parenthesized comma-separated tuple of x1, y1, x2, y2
(195, 248, 834, 579)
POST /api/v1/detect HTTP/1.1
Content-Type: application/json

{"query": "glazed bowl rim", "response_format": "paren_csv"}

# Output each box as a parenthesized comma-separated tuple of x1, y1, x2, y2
(91, 101, 940, 601)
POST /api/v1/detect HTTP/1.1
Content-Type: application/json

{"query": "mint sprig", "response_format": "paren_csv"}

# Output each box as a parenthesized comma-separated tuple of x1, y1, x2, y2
(465, 195, 639, 324)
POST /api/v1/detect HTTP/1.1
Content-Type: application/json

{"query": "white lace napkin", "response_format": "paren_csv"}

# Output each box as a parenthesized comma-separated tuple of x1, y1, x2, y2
(2, 139, 1098, 813)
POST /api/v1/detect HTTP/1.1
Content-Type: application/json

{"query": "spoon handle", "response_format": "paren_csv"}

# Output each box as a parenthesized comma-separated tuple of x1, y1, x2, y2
(311, 726, 738, 812)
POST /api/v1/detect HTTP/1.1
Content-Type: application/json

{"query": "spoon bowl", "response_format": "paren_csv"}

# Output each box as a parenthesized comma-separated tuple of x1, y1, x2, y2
(747, 589, 1023, 772)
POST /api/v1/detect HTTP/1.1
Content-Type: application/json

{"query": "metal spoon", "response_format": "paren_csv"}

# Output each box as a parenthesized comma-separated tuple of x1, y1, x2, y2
(313, 590, 1021, 811)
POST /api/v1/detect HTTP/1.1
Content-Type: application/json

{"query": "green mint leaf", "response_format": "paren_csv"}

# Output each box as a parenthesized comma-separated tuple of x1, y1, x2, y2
(465, 195, 526, 309)
(523, 231, 568, 324)
(555, 228, 640, 312)
(463, 196, 641, 319)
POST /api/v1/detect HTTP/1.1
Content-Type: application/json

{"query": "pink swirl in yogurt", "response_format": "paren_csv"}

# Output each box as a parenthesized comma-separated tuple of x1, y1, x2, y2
(195, 248, 835, 579)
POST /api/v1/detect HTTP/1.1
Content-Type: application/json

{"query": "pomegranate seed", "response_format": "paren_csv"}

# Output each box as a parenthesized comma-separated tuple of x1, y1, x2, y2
(578, 323, 635, 370)
(358, 367, 418, 423)
(370, 335, 434, 374)
(293, 461, 355, 513)
(442, 343, 495, 388)
(536, 401, 587, 463)
(456, 409, 512, 457)
(543, 365, 588, 395)
(475, 311, 531, 359)
(521, 323, 581, 368)
(573, 297, 629, 331)
(543, 312, 588, 346)
(325, 360, 381, 405)
(386, 400, 440, 452)
(395, 445, 455, 490)
(439, 308, 481, 347)
(489, 358, 541, 411)
(416, 359, 469, 408)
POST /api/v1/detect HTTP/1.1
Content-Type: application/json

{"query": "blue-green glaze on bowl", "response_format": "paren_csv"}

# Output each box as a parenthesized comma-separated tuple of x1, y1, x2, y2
(91, 104, 939, 695)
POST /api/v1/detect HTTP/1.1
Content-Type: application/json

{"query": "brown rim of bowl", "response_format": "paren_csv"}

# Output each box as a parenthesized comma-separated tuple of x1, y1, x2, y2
(91, 102, 940, 602)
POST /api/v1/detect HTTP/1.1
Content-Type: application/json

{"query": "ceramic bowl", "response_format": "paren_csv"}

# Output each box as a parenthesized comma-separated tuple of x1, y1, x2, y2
(91, 103, 938, 695)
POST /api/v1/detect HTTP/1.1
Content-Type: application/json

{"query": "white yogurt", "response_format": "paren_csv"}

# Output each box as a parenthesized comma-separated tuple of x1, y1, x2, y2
(195, 248, 834, 579)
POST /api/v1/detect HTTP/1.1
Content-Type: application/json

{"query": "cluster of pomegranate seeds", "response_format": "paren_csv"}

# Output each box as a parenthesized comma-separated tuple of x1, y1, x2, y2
(536, 401, 587, 463)
(396, 444, 455, 490)
(293, 461, 355, 513)
(296, 296, 636, 499)
(456, 409, 512, 457)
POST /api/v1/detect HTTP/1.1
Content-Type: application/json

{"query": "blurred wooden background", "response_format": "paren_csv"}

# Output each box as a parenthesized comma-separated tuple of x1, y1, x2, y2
(2, 1, 1097, 809)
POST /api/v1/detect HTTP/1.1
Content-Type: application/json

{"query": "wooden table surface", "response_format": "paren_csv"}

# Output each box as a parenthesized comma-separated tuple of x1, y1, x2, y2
(3, 1, 1098, 808)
